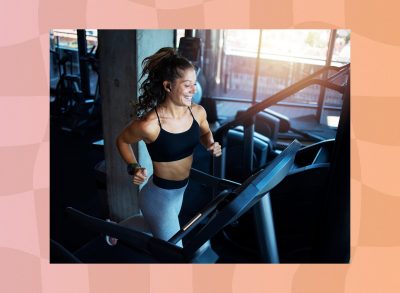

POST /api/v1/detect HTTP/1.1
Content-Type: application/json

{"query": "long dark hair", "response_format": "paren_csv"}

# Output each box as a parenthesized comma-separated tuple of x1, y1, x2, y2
(136, 47, 194, 118)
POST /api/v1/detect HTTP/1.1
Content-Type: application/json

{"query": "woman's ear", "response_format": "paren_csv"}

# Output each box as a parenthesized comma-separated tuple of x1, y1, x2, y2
(163, 81, 171, 92)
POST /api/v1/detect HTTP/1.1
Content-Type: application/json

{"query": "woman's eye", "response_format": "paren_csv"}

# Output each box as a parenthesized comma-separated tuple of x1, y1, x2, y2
(184, 83, 196, 89)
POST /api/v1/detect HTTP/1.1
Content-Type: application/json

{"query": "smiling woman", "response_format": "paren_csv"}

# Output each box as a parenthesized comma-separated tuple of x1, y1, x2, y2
(113, 47, 222, 246)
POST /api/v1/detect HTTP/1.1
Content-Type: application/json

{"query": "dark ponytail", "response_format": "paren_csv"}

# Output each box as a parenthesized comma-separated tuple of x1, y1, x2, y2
(135, 47, 194, 118)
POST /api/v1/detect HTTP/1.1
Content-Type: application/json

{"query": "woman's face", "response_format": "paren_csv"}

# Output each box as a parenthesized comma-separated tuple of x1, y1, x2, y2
(167, 67, 197, 107)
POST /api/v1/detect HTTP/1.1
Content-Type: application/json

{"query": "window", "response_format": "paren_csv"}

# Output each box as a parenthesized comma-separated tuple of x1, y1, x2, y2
(332, 30, 350, 65)
(260, 30, 330, 64)
(203, 29, 349, 125)
(51, 29, 79, 50)
(215, 30, 332, 115)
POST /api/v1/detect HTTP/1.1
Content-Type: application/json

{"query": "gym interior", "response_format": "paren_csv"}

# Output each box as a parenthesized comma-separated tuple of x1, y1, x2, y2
(50, 29, 350, 263)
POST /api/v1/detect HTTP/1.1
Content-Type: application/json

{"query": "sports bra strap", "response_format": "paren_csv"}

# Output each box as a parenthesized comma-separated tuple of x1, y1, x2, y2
(188, 106, 195, 119)
(155, 106, 195, 129)
(154, 107, 162, 128)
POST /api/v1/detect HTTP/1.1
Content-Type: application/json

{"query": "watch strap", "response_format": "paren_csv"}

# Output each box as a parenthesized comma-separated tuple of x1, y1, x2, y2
(127, 163, 141, 175)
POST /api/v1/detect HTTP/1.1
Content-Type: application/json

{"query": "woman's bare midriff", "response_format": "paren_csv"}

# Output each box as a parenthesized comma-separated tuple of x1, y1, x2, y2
(152, 155, 193, 180)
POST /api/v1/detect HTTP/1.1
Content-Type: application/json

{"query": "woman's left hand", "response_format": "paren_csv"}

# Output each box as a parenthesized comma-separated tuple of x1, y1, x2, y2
(207, 142, 222, 157)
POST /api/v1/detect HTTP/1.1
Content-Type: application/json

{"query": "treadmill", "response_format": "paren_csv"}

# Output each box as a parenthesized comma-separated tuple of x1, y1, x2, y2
(60, 140, 302, 263)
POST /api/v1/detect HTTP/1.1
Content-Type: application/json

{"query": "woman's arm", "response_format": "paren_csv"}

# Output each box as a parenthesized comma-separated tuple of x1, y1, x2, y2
(195, 104, 222, 157)
(116, 120, 144, 164)
(116, 119, 151, 184)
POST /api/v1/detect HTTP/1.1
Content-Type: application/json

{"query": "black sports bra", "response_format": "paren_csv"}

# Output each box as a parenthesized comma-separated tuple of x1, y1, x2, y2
(146, 107, 200, 162)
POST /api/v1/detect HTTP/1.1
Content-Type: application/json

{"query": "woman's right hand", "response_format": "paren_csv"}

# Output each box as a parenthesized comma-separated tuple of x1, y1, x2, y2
(132, 167, 148, 185)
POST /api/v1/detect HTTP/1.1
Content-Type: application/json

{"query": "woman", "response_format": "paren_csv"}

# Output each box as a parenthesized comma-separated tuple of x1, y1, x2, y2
(113, 47, 221, 247)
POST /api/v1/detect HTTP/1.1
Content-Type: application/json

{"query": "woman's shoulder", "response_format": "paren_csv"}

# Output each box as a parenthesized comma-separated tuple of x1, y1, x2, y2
(138, 108, 159, 123)
(190, 103, 207, 121)
(130, 109, 160, 137)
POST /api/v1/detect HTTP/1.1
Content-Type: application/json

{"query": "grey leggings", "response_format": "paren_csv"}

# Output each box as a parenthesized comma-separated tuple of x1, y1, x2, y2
(120, 176, 187, 247)
(140, 176, 187, 246)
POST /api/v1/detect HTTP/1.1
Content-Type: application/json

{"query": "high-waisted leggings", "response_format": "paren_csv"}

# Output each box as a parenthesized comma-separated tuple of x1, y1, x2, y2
(120, 175, 188, 247)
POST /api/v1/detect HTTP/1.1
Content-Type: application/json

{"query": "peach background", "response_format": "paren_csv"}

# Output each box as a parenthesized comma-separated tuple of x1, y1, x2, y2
(1, 0, 399, 292)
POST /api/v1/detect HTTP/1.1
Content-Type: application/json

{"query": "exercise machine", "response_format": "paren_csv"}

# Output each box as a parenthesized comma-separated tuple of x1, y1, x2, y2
(212, 64, 350, 262)
(59, 140, 302, 263)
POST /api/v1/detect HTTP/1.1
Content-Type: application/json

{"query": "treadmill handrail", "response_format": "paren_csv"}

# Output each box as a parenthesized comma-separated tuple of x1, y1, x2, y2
(326, 64, 350, 84)
(190, 168, 241, 189)
(169, 189, 232, 244)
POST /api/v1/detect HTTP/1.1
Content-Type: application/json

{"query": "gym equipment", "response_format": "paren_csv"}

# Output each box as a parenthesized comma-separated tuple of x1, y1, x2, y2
(52, 51, 82, 116)
(214, 64, 350, 179)
(51, 44, 102, 137)
(62, 140, 302, 263)
(212, 64, 350, 262)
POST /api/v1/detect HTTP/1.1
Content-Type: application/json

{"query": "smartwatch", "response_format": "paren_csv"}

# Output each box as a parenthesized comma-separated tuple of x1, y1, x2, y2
(127, 163, 141, 175)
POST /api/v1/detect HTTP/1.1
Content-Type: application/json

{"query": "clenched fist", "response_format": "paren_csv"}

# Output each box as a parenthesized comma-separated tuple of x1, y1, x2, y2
(207, 142, 222, 157)
(132, 167, 148, 185)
